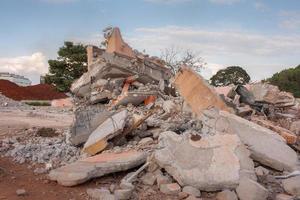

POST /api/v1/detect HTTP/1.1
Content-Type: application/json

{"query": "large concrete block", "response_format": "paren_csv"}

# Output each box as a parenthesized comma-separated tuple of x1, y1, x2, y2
(201, 109, 299, 171)
(49, 150, 147, 186)
(83, 110, 127, 155)
(173, 67, 231, 116)
(236, 178, 268, 200)
(154, 131, 255, 191)
(70, 105, 112, 146)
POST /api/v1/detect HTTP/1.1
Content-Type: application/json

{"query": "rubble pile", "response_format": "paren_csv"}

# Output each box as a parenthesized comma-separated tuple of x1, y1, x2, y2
(2, 27, 300, 200)
(0, 93, 27, 108)
(0, 128, 80, 171)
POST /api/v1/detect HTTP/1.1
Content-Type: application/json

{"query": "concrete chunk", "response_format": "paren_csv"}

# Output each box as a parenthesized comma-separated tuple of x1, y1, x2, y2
(173, 67, 231, 115)
(201, 109, 299, 171)
(70, 105, 112, 146)
(216, 190, 238, 200)
(154, 131, 255, 191)
(83, 110, 127, 155)
(282, 176, 300, 196)
(236, 178, 268, 200)
(49, 150, 147, 186)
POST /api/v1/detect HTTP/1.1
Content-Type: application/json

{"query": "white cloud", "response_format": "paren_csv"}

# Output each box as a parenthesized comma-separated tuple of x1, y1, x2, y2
(279, 11, 300, 30)
(123, 26, 300, 80)
(0, 52, 48, 84)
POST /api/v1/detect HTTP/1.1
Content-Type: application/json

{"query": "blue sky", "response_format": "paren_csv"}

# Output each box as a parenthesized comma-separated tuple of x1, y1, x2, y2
(0, 0, 300, 83)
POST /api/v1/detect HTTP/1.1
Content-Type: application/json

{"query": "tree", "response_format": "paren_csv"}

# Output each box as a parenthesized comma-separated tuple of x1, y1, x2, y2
(45, 41, 87, 92)
(210, 66, 250, 87)
(267, 65, 300, 98)
(160, 46, 206, 74)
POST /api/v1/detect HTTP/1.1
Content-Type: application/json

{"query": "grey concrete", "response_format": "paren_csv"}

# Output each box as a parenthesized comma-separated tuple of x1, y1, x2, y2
(236, 178, 268, 200)
(154, 131, 256, 191)
(282, 176, 300, 196)
(49, 150, 147, 186)
(216, 190, 238, 200)
(201, 108, 299, 172)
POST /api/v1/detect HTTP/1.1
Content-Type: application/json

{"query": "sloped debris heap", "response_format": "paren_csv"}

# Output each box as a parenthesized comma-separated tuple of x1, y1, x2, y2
(3, 27, 300, 200)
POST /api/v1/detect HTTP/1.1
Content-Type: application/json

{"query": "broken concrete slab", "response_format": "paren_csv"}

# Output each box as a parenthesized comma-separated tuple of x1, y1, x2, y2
(251, 117, 297, 144)
(201, 109, 299, 172)
(160, 183, 181, 195)
(70, 105, 113, 146)
(236, 178, 268, 200)
(173, 67, 232, 116)
(216, 190, 238, 200)
(83, 110, 127, 155)
(87, 188, 115, 200)
(282, 175, 300, 196)
(49, 150, 147, 186)
(154, 131, 256, 191)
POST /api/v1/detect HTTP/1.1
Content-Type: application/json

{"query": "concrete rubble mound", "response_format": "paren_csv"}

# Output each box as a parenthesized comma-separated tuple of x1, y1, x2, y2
(2, 26, 300, 200)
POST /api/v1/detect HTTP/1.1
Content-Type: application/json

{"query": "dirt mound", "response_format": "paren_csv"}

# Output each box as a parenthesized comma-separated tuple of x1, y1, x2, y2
(0, 80, 67, 101)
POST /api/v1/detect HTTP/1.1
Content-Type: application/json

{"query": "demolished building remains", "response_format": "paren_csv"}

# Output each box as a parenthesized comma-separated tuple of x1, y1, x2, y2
(2, 27, 300, 200)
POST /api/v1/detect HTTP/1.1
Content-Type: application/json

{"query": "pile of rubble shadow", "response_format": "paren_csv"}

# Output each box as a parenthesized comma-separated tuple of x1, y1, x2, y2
(2, 27, 300, 200)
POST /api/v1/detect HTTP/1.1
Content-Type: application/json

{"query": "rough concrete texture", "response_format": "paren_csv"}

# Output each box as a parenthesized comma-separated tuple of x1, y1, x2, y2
(290, 120, 300, 135)
(173, 66, 231, 115)
(114, 189, 133, 200)
(182, 186, 201, 197)
(87, 188, 115, 200)
(159, 183, 181, 195)
(275, 194, 294, 200)
(70, 104, 112, 146)
(216, 190, 238, 200)
(236, 178, 268, 200)
(49, 150, 147, 186)
(154, 131, 256, 191)
(282, 176, 300, 196)
(201, 109, 299, 172)
(83, 110, 127, 155)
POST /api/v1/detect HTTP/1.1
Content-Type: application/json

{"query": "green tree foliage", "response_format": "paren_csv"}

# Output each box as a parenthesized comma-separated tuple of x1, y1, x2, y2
(45, 41, 87, 92)
(210, 66, 251, 87)
(267, 65, 300, 98)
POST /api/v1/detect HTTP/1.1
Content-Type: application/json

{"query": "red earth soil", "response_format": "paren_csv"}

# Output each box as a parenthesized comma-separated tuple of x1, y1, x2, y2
(0, 80, 67, 101)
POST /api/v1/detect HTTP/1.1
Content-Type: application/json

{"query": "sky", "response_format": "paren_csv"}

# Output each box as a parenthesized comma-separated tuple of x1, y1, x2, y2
(0, 0, 300, 84)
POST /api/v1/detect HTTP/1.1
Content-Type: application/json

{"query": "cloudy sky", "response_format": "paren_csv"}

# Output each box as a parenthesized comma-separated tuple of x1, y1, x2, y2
(0, 0, 300, 84)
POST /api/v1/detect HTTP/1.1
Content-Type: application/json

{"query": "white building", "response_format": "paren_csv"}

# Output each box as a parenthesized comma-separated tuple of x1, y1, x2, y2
(0, 72, 32, 86)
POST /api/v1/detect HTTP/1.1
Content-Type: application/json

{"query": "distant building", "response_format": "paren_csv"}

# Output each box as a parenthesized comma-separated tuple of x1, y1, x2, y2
(40, 75, 46, 84)
(0, 72, 32, 86)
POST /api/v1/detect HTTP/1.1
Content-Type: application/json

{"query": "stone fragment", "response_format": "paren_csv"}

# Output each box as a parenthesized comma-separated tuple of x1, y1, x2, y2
(49, 150, 147, 186)
(255, 166, 269, 176)
(160, 183, 181, 195)
(236, 178, 268, 200)
(282, 176, 300, 196)
(138, 137, 154, 146)
(178, 192, 189, 199)
(70, 105, 112, 145)
(173, 66, 232, 116)
(154, 131, 255, 191)
(216, 190, 238, 200)
(182, 186, 201, 197)
(162, 100, 178, 113)
(114, 189, 133, 200)
(201, 109, 299, 171)
(83, 110, 127, 155)
(290, 120, 300, 135)
(119, 180, 135, 190)
(185, 196, 202, 200)
(141, 172, 156, 186)
(16, 189, 26, 196)
(87, 188, 115, 200)
(156, 174, 172, 187)
(275, 194, 294, 200)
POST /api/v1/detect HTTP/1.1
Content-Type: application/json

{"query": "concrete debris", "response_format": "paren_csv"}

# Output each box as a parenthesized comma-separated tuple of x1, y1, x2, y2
(201, 108, 299, 171)
(87, 188, 115, 200)
(2, 27, 300, 200)
(216, 190, 238, 200)
(275, 194, 294, 200)
(173, 66, 231, 115)
(16, 189, 27, 196)
(154, 131, 256, 191)
(282, 176, 300, 196)
(49, 150, 147, 186)
(159, 183, 181, 195)
(236, 178, 268, 200)
(182, 186, 201, 197)
(83, 110, 127, 155)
